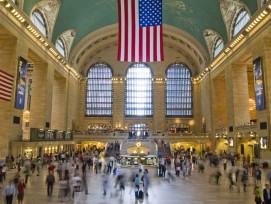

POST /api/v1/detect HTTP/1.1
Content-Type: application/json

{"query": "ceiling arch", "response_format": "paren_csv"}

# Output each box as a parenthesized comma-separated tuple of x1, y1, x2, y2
(69, 24, 209, 76)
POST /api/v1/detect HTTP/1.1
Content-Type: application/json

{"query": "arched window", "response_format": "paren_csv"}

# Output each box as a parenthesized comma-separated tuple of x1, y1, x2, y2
(232, 9, 250, 37)
(85, 63, 113, 116)
(55, 38, 66, 57)
(213, 38, 224, 58)
(165, 63, 193, 117)
(12, 0, 18, 5)
(30, 9, 47, 37)
(125, 63, 153, 116)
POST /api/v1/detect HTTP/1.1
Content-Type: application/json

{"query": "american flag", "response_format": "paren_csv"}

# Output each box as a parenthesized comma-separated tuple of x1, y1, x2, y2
(0, 69, 14, 101)
(117, 0, 164, 62)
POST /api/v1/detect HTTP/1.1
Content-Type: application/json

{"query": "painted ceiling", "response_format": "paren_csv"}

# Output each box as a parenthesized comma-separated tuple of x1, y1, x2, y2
(23, 0, 258, 54)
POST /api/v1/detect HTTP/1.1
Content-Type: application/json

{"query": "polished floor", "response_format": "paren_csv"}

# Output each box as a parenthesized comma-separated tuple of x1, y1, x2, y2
(0, 161, 267, 204)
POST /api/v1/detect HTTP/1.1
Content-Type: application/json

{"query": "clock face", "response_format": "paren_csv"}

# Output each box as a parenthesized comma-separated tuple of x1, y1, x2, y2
(136, 142, 142, 147)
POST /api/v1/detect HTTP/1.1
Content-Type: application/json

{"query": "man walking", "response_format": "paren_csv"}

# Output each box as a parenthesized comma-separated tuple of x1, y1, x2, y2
(3, 180, 16, 204)
(46, 171, 55, 196)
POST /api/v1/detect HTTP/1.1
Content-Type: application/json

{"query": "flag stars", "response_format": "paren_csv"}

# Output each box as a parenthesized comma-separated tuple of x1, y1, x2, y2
(139, 0, 162, 27)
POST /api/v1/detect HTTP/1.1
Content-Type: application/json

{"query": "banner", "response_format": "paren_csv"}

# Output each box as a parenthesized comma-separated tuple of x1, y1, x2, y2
(15, 57, 27, 109)
(253, 57, 265, 110)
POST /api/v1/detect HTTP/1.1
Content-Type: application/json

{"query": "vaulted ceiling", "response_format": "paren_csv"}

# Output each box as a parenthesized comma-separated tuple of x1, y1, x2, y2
(23, 0, 258, 54)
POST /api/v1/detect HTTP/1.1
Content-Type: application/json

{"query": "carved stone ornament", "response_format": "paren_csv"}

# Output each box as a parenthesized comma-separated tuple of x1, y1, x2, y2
(203, 29, 223, 59)
(59, 29, 76, 59)
(220, 0, 247, 39)
(33, 0, 61, 40)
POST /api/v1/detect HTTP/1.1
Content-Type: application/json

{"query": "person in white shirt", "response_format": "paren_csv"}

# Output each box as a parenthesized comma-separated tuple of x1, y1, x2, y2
(139, 163, 144, 173)
(3, 180, 16, 204)
(71, 173, 81, 198)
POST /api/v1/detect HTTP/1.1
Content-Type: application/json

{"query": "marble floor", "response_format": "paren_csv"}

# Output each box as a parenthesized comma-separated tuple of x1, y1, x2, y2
(0, 162, 267, 204)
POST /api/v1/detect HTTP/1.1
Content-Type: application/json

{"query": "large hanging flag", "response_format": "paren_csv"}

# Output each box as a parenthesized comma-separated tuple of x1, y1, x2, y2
(0, 69, 14, 101)
(117, 0, 164, 62)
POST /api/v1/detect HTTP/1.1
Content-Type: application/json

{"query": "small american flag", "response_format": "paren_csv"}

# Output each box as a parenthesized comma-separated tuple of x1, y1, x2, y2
(0, 69, 14, 101)
(117, 0, 164, 62)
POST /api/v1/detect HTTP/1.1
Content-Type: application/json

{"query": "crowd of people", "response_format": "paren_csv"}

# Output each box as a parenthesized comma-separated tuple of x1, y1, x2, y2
(1, 148, 271, 203)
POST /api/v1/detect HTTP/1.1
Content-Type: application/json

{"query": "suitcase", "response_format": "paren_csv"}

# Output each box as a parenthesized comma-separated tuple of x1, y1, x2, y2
(138, 190, 144, 199)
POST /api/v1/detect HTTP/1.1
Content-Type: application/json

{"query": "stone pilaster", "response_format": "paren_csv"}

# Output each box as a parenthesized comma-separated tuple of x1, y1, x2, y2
(30, 62, 54, 129)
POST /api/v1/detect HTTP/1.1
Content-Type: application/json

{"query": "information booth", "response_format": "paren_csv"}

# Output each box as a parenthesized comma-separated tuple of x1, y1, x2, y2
(120, 155, 157, 166)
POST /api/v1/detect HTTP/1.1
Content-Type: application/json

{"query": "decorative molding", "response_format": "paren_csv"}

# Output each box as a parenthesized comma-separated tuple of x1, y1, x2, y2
(70, 24, 209, 74)
(59, 29, 76, 59)
(203, 29, 223, 59)
(32, 0, 61, 40)
(220, 0, 248, 40)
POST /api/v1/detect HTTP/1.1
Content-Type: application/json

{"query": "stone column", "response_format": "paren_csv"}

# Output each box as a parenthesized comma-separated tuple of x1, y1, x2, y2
(112, 79, 125, 129)
(153, 80, 165, 132)
(51, 76, 67, 130)
(30, 62, 54, 129)
(212, 76, 227, 129)
(0, 34, 17, 155)
(193, 81, 202, 133)
(226, 63, 250, 127)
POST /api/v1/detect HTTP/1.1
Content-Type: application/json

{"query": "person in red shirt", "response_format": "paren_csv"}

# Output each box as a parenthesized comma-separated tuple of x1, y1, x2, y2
(48, 163, 55, 173)
(17, 179, 26, 204)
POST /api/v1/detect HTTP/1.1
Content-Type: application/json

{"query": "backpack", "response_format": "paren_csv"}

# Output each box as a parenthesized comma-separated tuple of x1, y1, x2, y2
(138, 190, 144, 199)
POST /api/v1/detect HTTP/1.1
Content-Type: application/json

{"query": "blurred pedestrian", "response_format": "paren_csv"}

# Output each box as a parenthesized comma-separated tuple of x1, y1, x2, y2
(46, 171, 55, 196)
(102, 174, 108, 195)
(142, 169, 150, 197)
(3, 180, 16, 204)
(17, 179, 26, 204)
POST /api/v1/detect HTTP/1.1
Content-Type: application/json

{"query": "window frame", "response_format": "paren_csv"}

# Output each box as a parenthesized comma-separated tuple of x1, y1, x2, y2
(85, 62, 113, 117)
(213, 37, 224, 58)
(125, 63, 153, 117)
(31, 9, 48, 38)
(55, 38, 66, 57)
(232, 9, 250, 38)
(165, 63, 193, 117)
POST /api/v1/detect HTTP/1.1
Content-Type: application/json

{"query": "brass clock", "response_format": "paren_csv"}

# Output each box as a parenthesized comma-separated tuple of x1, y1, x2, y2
(136, 142, 142, 147)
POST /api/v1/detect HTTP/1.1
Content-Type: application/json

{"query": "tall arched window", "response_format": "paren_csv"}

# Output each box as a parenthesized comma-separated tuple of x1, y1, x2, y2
(213, 37, 224, 58)
(55, 38, 66, 57)
(232, 9, 250, 37)
(166, 63, 193, 117)
(125, 63, 153, 116)
(31, 9, 47, 37)
(12, 0, 18, 5)
(85, 63, 113, 116)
